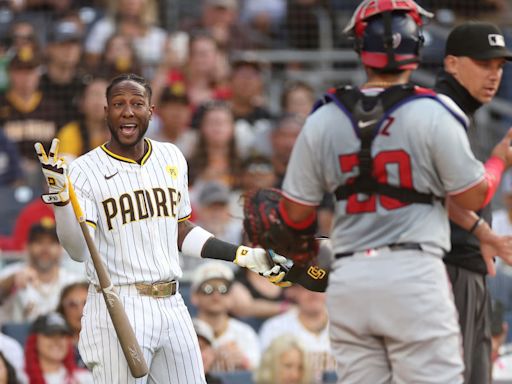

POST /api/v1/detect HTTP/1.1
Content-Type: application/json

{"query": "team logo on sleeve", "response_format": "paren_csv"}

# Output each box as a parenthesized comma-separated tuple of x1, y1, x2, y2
(307, 266, 327, 280)
(166, 165, 178, 179)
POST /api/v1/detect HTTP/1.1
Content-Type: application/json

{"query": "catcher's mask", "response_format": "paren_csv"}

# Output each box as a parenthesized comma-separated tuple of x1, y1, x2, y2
(344, 0, 433, 72)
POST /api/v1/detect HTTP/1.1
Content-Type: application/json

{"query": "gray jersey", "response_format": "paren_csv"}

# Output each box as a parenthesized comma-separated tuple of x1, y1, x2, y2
(282, 91, 485, 256)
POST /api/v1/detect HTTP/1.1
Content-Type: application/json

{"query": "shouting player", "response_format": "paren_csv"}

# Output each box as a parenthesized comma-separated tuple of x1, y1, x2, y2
(247, 1, 512, 383)
(34, 73, 285, 383)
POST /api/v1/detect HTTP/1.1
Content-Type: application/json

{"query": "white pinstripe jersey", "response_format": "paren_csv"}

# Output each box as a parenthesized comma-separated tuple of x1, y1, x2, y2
(283, 91, 485, 255)
(68, 138, 191, 285)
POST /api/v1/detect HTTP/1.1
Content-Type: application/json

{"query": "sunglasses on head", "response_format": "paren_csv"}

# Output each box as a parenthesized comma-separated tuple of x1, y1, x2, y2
(199, 282, 230, 296)
(63, 298, 86, 309)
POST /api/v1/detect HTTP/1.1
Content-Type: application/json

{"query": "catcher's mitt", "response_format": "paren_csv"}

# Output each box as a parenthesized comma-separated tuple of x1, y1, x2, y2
(243, 188, 318, 266)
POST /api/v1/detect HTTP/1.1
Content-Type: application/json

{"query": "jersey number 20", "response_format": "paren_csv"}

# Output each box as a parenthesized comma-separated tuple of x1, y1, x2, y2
(338, 150, 413, 214)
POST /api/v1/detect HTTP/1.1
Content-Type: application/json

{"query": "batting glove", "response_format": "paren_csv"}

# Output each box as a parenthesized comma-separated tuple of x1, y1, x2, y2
(234, 246, 288, 278)
(34, 138, 70, 205)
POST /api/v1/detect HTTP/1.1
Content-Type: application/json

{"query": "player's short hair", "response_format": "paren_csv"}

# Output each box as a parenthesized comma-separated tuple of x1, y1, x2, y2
(106, 73, 153, 103)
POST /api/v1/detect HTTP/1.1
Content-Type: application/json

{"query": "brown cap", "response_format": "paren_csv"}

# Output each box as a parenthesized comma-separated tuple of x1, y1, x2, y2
(8, 46, 41, 70)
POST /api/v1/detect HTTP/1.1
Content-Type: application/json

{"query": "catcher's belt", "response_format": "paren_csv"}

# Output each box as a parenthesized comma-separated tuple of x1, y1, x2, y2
(95, 281, 178, 298)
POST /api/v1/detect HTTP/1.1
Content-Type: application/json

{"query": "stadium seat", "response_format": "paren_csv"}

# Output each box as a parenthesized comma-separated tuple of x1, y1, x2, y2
(179, 282, 197, 318)
(215, 370, 253, 384)
(2, 322, 31, 346)
(322, 370, 338, 383)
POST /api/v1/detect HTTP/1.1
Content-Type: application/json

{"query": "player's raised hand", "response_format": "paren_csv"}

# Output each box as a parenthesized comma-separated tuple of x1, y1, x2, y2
(34, 138, 70, 205)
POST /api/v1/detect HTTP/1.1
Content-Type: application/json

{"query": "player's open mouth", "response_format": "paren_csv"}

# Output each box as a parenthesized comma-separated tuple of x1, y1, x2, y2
(120, 123, 138, 136)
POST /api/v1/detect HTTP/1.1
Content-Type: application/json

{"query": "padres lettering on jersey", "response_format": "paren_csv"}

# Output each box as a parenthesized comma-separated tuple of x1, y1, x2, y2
(102, 187, 182, 231)
(68, 139, 191, 285)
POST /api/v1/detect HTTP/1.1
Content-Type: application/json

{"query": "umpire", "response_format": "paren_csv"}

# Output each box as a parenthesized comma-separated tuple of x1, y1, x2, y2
(435, 22, 512, 384)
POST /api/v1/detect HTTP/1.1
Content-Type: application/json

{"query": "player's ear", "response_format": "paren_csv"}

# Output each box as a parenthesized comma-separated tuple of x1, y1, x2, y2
(149, 105, 155, 120)
(444, 55, 458, 76)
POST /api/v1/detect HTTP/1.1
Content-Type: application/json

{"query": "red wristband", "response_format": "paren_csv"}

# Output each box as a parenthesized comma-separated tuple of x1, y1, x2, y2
(482, 156, 505, 208)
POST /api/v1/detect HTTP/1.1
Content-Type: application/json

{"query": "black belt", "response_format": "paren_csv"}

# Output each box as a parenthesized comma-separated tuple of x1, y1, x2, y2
(335, 243, 422, 259)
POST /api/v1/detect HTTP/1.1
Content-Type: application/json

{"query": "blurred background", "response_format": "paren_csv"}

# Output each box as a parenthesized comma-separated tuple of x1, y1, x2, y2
(1, 1, 512, 383)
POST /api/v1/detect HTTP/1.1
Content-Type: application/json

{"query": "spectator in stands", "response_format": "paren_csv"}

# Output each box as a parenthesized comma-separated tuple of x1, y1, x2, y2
(25, 312, 92, 384)
(241, 0, 286, 46)
(192, 318, 224, 384)
(280, 81, 315, 118)
(57, 77, 109, 159)
(148, 85, 196, 158)
(0, 46, 61, 174)
(85, 0, 167, 78)
(6, 20, 39, 53)
(0, 332, 27, 384)
(155, 31, 229, 110)
(194, 181, 242, 244)
(229, 58, 273, 156)
(285, 0, 337, 50)
(0, 351, 21, 384)
(188, 101, 241, 187)
(182, 0, 257, 52)
(254, 334, 313, 384)
(40, 19, 86, 125)
(259, 284, 336, 383)
(96, 34, 142, 79)
(191, 261, 260, 372)
(269, 113, 304, 186)
(0, 197, 54, 251)
(0, 130, 23, 186)
(0, 220, 81, 323)
(56, 282, 88, 369)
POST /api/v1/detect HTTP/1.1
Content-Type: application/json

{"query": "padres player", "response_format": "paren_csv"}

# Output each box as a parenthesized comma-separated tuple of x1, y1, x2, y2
(34, 73, 285, 384)
(264, 1, 512, 383)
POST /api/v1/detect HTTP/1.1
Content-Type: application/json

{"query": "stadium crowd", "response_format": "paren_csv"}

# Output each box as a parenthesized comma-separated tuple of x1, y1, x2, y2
(0, 0, 512, 383)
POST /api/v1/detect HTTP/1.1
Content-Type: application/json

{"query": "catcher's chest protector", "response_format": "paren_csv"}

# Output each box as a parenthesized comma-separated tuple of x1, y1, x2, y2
(314, 84, 440, 205)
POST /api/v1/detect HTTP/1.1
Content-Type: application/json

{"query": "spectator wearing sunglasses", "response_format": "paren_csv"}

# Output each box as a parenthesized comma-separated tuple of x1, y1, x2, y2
(191, 261, 261, 372)
(57, 282, 89, 368)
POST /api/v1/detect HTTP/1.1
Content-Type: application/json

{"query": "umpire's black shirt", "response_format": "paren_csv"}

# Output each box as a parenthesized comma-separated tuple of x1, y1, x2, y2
(434, 70, 490, 275)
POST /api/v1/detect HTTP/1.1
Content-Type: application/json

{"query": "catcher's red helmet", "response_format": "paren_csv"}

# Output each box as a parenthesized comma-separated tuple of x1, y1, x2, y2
(344, 0, 433, 71)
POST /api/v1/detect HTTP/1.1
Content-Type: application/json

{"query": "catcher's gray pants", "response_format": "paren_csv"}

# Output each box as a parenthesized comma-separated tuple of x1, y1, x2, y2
(326, 249, 464, 384)
(446, 264, 492, 384)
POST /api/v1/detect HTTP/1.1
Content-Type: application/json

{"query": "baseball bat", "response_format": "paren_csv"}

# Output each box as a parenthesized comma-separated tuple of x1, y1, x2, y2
(68, 181, 149, 378)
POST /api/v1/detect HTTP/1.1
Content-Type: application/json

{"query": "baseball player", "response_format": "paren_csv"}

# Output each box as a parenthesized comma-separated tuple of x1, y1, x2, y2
(247, 1, 512, 383)
(34, 73, 286, 384)
(435, 22, 512, 384)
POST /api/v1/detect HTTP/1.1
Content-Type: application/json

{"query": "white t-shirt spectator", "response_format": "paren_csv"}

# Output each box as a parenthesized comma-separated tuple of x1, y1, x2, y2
(0, 332, 28, 384)
(0, 262, 82, 323)
(85, 18, 167, 76)
(211, 318, 260, 371)
(44, 367, 93, 384)
(259, 308, 336, 382)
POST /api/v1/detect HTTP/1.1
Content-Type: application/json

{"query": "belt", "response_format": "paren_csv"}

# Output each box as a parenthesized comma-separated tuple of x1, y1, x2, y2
(335, 243, 422, 259)
(95, 281, 178, 298)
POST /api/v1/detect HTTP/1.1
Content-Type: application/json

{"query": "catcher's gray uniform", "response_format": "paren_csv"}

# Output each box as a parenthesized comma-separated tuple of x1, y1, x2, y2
(282, 91, 485, 383)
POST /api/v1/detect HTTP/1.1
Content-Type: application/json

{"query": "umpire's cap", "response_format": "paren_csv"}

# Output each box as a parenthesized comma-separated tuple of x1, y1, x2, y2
(445, 22, 512, 61)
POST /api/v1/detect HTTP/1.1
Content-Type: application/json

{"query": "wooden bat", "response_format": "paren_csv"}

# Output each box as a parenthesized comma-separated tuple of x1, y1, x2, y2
(68, 181, 149, 378)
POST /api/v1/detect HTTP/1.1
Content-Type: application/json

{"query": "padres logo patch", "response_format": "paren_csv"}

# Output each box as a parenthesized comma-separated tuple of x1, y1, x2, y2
(307, 266, 326, 280)
(166, 165, 178, 179)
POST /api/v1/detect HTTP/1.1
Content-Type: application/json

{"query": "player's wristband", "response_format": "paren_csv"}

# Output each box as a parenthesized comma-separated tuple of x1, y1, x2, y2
(481, 156, 505, 208)
(181, 226, 214, 259)
(469, 217, 484, 234)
